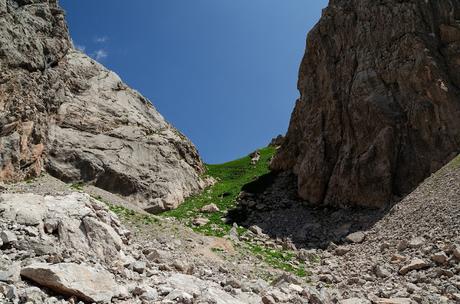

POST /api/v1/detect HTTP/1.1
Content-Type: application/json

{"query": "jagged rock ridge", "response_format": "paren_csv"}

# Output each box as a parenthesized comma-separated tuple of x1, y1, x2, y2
(272, 0, 460, 208)
(0, 0, 206, 212)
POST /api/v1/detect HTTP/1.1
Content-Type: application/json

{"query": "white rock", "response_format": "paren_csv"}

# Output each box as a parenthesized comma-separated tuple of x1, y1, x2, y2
(132, 261, 146, 274)
(200, 203, 220, 213)
(408, 237, 425, 248)
(0, 263, 20, 283)
(0, 231, 17, 244)
(249, 225, 264, 236)
(192, 217, 209, 226)
(165, 290, 193, 302)
(0, 193, 127, 263)
(20, 263, 120, 303)
(345, 231, 366, 243)
(288, 284, 303, 293)
(167, 273, 250, 304)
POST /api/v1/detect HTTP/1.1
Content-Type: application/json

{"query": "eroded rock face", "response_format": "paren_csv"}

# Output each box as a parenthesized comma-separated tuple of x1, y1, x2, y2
(46, 51, 207, 212)
(0, 0, 205, 211)
(272, 0, 460, 207)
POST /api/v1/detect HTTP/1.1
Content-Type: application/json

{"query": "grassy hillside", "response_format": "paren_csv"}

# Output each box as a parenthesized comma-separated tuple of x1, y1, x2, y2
(161, 146, 311, 277)
(109, 146, 311, 278)
(162, 146, 276, 236)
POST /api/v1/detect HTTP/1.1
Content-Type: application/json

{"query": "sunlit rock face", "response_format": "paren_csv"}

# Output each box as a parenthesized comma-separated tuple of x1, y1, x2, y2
(272, 0, 460, 208)
(0, 0, 206, 212)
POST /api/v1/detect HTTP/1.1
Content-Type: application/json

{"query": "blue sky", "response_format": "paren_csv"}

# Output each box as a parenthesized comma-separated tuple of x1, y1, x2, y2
(60, 0, 328, 164)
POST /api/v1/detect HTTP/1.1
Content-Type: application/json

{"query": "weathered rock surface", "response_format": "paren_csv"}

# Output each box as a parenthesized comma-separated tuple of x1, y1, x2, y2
(0, 192, 129, 263)
(20, 263, 119, 303)
(0, 0, 206, 212)
(272, 0, 460, 207)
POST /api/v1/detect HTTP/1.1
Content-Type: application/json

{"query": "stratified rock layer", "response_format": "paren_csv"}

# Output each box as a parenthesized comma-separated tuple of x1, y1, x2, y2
(272, 0, 460, 207)
(0, 0, 205, 211)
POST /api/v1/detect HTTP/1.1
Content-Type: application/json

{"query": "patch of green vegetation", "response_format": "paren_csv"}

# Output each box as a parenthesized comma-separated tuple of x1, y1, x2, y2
(308, 253, 321, 264)
(449, 154, 460, 169)
(108, 204, 160, 226)
(91, 195, 159, 226)
(70, 182, 85, 191)
(162, 146, 276, 237)
(247, 244, 310, 278)
(160, 146, 310, 278)
(210, 247, 225, 253)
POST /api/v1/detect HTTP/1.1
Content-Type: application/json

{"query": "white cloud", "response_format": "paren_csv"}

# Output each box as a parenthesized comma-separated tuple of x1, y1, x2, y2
(75, 44, 86, 52)
(93, 49, 108, 61)
(94, 36, 109, 43)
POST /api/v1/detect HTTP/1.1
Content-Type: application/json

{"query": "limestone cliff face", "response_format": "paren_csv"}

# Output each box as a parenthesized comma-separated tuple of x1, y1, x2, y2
(271, 0, 460, 208)
(0, 0, 206, 212)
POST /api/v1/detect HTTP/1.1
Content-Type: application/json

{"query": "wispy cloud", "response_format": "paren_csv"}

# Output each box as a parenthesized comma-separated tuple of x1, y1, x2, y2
(93, 49, 108, 61)
(75, 44, 86, 52)
(94, 36, 109, 43)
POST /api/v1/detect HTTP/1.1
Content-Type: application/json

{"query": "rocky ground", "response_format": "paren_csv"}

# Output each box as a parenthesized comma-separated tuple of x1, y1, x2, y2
(232, 155, 460, 303)
(0, 175, 336, 304)
(0, 154, 458, 304)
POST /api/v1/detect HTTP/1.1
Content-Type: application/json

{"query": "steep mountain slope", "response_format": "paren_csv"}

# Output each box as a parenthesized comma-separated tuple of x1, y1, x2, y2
(0, 0, 206, 212)
(272, 0, 460, 208)
(312, 153, 460, 302)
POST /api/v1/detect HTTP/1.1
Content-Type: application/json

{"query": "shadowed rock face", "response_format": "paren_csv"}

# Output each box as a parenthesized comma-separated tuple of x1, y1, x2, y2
(271, 0, 460, 208)
(0, 0, 205, 211)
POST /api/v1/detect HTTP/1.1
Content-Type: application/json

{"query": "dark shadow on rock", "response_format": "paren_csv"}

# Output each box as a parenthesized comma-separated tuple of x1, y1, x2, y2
(228, 171, 392, 250)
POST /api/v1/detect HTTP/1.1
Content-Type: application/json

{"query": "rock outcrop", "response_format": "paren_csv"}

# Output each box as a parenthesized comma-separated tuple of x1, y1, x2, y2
(0, 0, 205, 212)
(272, 0, 460, 207)
(21, 263, 120, 303)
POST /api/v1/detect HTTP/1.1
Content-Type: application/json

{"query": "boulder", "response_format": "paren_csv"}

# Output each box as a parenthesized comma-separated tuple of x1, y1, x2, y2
(0, 264, 20, 284)
(20, 263, 120, 303)
(0, 231, 17, 245)
(166, 273, 249, 304)
(0, 193, 128, 263)
(200, 203, 220, 213)
(192, 217, 209, 226)
(271, 0, 460, 208)
(249, 225, 264, 236)
(345, 232, 366, 244)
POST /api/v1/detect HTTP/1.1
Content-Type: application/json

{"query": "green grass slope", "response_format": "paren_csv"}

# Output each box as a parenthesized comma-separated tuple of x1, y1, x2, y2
(108, 146, 311, 278)
(162, 146, 276, 236)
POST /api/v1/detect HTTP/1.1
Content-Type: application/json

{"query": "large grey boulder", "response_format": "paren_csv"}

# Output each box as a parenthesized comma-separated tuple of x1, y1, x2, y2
(271, 0, 460, 208)
(0, 192, 129, 263)
(0, 0, 206, 212)
(20, 263, 120, 303)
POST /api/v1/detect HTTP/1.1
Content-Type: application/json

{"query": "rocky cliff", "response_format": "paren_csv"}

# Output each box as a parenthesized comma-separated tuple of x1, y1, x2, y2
(272, 0, 460, 208)
(0, 0, 206, 212)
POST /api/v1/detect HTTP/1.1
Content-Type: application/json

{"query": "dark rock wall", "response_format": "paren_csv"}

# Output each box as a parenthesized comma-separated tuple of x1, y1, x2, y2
(272, 0, 460, 208)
